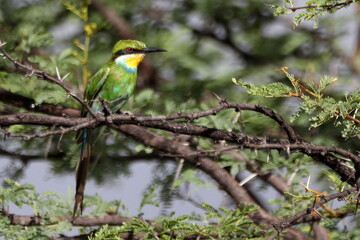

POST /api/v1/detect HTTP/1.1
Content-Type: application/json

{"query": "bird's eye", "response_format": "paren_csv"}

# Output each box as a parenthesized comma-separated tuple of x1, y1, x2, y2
(125, 48, 134, 53)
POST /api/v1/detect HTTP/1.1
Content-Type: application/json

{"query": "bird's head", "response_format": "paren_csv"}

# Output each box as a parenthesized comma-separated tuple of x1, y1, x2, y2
(112, 40, 166, 71)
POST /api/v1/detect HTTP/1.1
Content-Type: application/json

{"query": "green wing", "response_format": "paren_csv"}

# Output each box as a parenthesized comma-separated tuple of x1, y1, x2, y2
(82, 66, 110, 116)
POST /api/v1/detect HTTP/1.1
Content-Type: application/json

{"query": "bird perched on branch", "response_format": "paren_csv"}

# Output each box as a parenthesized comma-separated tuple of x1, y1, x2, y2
(73, 40, 166, 217)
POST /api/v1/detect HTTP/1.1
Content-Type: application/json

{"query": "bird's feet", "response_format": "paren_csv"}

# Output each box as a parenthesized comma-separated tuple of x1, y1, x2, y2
(99, 98, 114, 124)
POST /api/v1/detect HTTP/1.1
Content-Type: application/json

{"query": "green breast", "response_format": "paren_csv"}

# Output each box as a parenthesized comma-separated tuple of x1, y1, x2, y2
(93, 63, 137, 113)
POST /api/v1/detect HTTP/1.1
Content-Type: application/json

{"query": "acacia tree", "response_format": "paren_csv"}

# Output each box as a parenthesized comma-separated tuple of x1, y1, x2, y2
(0, 0, 359, 239)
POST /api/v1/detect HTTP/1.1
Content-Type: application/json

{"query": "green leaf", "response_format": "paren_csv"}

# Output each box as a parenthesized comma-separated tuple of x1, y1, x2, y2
(138, 184, 159, 215)
(233, 78, 292, 97)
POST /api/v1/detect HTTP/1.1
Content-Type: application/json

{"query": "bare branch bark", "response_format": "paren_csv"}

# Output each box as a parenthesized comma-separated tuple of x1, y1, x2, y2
(266, 187, 356, 239)
(0, 88, 79, 117)
(1, 109, 358, 165)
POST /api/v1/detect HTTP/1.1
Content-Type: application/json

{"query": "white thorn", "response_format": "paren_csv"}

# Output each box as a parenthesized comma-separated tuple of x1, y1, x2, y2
(286, 146, 290, 157)
(239, 173, 257, 186)
(55, 66, 61, 80)
(61, 72, 70, 81)
(336, 155, 351, 162)
(232, 112, 240, 124)
(313, 209, 323, 218)
(171, 158, 185, 190)
(0, 41, 7, 48)
(212, 92, 221, 100)
(287, 166, 299, 185)
(306, 174, 311, 189)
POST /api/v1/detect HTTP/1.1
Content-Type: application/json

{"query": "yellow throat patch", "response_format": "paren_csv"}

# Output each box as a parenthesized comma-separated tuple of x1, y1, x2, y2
(125, 54, 145, 68)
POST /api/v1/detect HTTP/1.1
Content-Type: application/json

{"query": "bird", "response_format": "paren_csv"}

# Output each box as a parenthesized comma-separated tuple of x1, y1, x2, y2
(73, 39, 166, 218)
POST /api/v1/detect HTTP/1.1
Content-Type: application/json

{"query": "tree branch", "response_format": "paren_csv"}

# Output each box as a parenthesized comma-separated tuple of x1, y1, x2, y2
(1, 83, 358, 238)
(286, 1, 353, 12)
(0, 88, 79, 117)
(266, 187, 357, 239)
(0, 45, 96, 117)
(0, 102, 358, 187)
(1, 109, 358, 163)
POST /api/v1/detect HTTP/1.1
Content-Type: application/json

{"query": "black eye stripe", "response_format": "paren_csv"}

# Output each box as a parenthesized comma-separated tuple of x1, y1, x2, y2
(114, 49, 127, 56)
(115, 48, 141, 56)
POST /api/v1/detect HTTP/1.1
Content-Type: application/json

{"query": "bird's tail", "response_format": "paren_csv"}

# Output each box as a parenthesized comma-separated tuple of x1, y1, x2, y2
(73, 128, 91, 218)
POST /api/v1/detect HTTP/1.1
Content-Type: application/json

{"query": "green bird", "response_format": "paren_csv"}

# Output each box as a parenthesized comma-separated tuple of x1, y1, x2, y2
(73, 40, 166, 217)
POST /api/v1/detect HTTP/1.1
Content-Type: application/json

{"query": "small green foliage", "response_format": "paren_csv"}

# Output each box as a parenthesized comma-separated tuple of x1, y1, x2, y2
(325, 226, 360, 240)
(88, 204, 260, 240)
(233, 78, 292, 97)
(310, 75, 338, 97)
(219, 153, 246, 177)
(235, 68, 359, 138)
(274, 6, 289, 15)
(293, 8, 321, 28)
(0, 180, 72, 239)
(132, 89, 159, 111)
(273, 0, 353, 28)
(62, 0, 90, 21)
(202, 203, 259, 238)
(247, 150, 312, 184)
(0, 179, 69, 216)
(17, 27, 53, 53)
(85, 194, 129, 216)
(322, 169, 350, 191)
(138, 184, 160, 216)
(173, 169, 215, 191)
(88, 225, 123, 240)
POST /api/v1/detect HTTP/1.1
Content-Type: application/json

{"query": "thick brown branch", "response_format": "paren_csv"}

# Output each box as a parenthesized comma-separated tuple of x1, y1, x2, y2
(112, 124, 311, 239)
(0, 90, 357, 237)
(0, 108, 358, 187)
(5, 213, 133, 226)
(0, 99, 354, 239)
(0, 88, 79, 117)
(113, 124, 275, 222)
(1, 111, 357, 163)
(2, 212, 254, 240)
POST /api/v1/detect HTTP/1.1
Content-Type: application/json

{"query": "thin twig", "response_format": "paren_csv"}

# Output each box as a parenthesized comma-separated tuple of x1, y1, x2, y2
(286, 1, 353, 12)
(265, 187, 357, 239)
(0, 46, 97, 118)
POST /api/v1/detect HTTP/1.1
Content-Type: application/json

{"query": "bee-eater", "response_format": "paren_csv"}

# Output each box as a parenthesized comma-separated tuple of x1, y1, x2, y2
(73, 40, 166, 217)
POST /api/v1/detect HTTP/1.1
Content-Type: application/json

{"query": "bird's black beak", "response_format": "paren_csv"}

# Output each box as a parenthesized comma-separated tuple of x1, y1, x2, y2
(142, 47, 167, 53)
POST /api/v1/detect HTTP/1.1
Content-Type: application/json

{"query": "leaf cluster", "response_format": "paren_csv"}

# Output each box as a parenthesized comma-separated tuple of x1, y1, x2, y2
(235, 67, 360, 138)
(273, 0, 355, 28)
(88, 204, 261, 240)
(0, 179, 71, 239)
